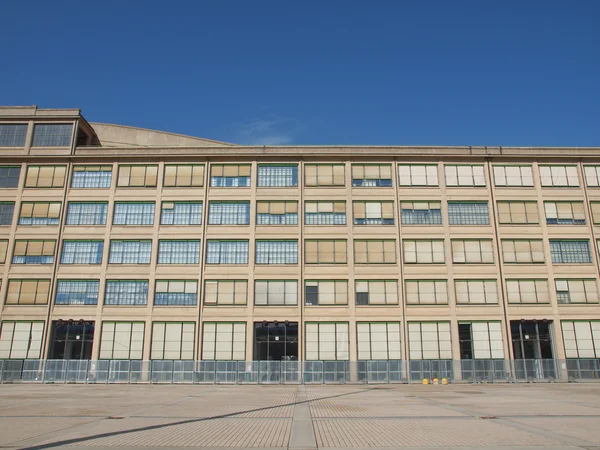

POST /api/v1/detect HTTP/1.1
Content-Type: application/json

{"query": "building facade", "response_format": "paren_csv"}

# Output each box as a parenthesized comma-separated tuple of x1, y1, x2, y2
(0, 106, 599, 374)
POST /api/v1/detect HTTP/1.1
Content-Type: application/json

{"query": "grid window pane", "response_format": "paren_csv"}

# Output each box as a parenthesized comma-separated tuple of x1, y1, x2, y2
(257, 165, 298, 187)
(55, 280, 99, 305)
(109, 240, 152, 264)
(0, 166, 21, 188)
(397, 164, 438, 186)
(304, 201, 346, 225)
(71, 165, 112, 188)
(506, 279, 549, 304)
(353, 240, 396, 264)
(151, 322, 195, 360)
(445, 165, 486, 186)
(154, 280, 198, 306)
(66, 202, 107, 225)
(357, 322, 402, 360)
(497, 201, 539, 224)
(352, 165, 393, 187)
(501, 239, 545, 263)
(0, 124, 28, 147)
(12, 240, 56, 264)
(305, 322, 349, 360)
(117, 165, 158, 187)
(104, 280, 148, 305)
(544, 201, 586, 225)
(448, 202, 489, 225)
(405, 280, 448, 305)
(400, 201, 442, 225)
(202, 322, 246, 360)
(19, 201, 61, 225)
(5, 279, 51, 305)
(561, 321, 600, 358)
(353, 201, 394, 225)
(158, 240, 200, 264)
(254, 280, 298, 305)
(210, 165, 251, 187)
(555, 279, 599, 304)
(455, 280, 498, 304)
(493, 165, 534, 187)
(256, 240, 298, 264)
(113, 202, 155, 225)
(460, 322, 504, 359)
(100, 322, 145, 359)
(0, 321, 44, 359)
(355, 280, 398, 305)
(204, 280, 248, 305)
(408, 322, 452, 360)
(451, 239, 494, 264)
(403, 240, 445, 264)
(164, 164, 204, 187)
(539, 165, 579, 187)
(550, 240, 591, 264)
(257, 201, 298, 225)
(304, 164, 345, 186)
(305, 280, 348, 305)
(61, 241, 104, 264)
(305, 240, 347, 264)
(32, 124, 72, 147)
(0, 202, 15, 226)
(160, 202, 202, 225)
(24, 165, 66, 188)
(206, 240, 248, 264)
(208, 201, 250, 225)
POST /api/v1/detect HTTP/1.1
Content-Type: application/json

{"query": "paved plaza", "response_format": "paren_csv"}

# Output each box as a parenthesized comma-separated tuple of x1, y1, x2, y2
(1, 383, 600, 449)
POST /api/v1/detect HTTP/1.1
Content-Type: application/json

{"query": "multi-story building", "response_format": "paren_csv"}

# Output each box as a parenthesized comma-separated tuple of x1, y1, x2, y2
(0, 105, 599, 380)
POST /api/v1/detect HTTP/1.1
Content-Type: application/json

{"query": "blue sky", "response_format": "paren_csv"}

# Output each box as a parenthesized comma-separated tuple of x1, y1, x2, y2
(1, 1, 599, 146)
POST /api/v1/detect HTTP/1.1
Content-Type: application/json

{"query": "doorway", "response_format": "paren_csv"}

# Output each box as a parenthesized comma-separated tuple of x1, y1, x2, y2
(254, 321, 298, 361)
(49, 320, 94, 360)
(510, 320, 555, 379)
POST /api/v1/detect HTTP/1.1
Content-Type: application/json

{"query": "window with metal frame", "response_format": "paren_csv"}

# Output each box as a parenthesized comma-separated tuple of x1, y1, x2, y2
(0, 124, 28, 147)
(257, 164, 298, 187)
(104, 280, 149, 306)
(202, 322, 246, 360)
(255, 280, 298, 305)
(305, 240, 347, 264)
(458, 322, 504, 360)
(501, 239, 545, 263)
(304, 201, 346, 225)
(19, 201, 61, 225)
(99, 322, 145, 359)
(493, 165, 534, 187)
(0, 202, 15, 225)
(109, 240, 152, 264)
(25, 165, 66, 188)
(448, 202, 489, 225)
(397, 164, 438, 186)
(117, 165, 158, 187)
(0, 321, 44, 359)
(400, 201, 442, 225)
(304, 164, 345, 186)
(305, 322, 349, 360)
(354, 239, 396, 264)
(445, 164, 486, 187)
(550, 240, 591, 264)
(351, 164, 393, 187)
(63, 239, 102, 265)
(584, 166, 600, 187)
(31, 123, 72, 147)
(403, 240, 444, 264)
(160, 201, 202, 225)
(353, 201, 394, 225)
(0, 240, 7, 264)
(203, 280, 248, 305)
(405, 280, 448, 305)
(455, 279, 498, 304)
(0, 166, 21, 188)
(408, 322, 452, 360)
(451, 239, 494, 264)
(544, 201, 586, 225)
(65, 202, 107, 225)
(154, 280, 198, 306)
(206, 240, 248, 264)
(151, 322, 195, 360)
(113, 202, 155, 225)
(539, 165, 579, 187)
(5, 279, 51, 305)
(355, 280, 398, 305)
(256, 240, 298, 264)
(590, 202, 600, 224)
(357, 322, 402, 360)
(305, 280, 348, 306)
(561, 321, 600, 358)
(164, 164, 204, 187)
(210, 164, 251, 187)
(12, 240, 55, 264)
(157, 240, 200, 265)
(497, 201, 539, 224)
(71, 165, 112, 188)
(257, 201, 298, 225)
(555, 279, 599, 304)
(55, 280, 100, 305)
(208, 201, 250, 225)
(506, 279, 550, 304)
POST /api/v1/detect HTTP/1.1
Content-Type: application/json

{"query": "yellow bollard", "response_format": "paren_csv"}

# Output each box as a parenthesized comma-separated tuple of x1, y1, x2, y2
(441, 378, 448, 385)
(432, 378, 439, 384)
(422, 378, 429, 384)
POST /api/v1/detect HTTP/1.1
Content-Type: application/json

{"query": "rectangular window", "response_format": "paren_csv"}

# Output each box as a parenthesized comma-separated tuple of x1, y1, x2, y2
(12, 240, 56, 264)
(458, 322, 504, 360)
(455, 280, 498, 304)
(445, 165, 486, 187)
(355, 280, 398, 305)
(0, 124, 27, 147)
(403, 240, 444, 264)
(151, 322, 195, 360)
(206, 240, 248, 264)
(157, 240, 200, 265)
(109, 240, 152, 264)
(6, 279, 50, 305)
(352, 164, 393, 187)
(304, 201, 346, 225)
(400, 201, 442, 225)
(448, 202, 489, 225)
(0, 321, 44, 359)
(113, 202, 155, 225)
(408, 322, 452, 360)
(25, 165, 66, 188)
(354, 239, 396, 264)
(160, 201, 202, 225)
(204, 280, 248, 305)
(154, 280, 198, 306)
(0, 166, 21, 188)
(353, 201, 394, 225)
(255, 280, 298, 305)
(117, 165, 158, 187)
(257, 201, 298, 225)
(502, 239, 545, 263)
(556, 279, 599, 304)
(0, 202, 15, 225)
(105, 280, 148, 306)
(257, 164, 298, 187)
(99, 322, 144, 359)
(256, 240, 298, 264)
(357, 322, 401, 360)
(55, 280, 99, 305)
(71, 165, 112, 188)
(210, 164, 251, 187)
(591, 202, 600, 224)
(497, 201, 539, 224)
(305, 280, 348, 306)
(19, 201, 61, 225)
(493, 165, 534, 187)
(397, 164, 438, 186)
(208, 201, 250, 225)
(305, 240, 347, 264)
(202, 322, 246, 360)
(451, 239, 494, 264)
(562, 321, 600, 358)
(405, 280, 448, 305)
(305, 322, 349, 360)
(550, 240, 591, 264)
(164, 164, 204, 187)
(304, 164, 344, 187)
(32, 123, 72, 147)
(539, 165, 579, 187)
(0, 240, 7, 264)
(584, 166, 600, 187)
(545, 201, 586, 225)
(506, 279, 549, 304)
(66, 202, 107, 225)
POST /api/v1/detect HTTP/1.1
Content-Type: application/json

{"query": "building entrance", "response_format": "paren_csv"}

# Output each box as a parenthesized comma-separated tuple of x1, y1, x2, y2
(253, 321, 298, 361)
(48, 320, 94, 360)
(510, 320, 555, 379)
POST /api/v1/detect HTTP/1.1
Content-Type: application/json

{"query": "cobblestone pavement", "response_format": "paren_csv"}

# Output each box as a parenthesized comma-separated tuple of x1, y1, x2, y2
(1, 383, 600, 449)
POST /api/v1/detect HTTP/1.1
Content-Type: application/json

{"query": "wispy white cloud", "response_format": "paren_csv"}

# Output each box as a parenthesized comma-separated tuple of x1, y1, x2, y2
(235, 118, 297, 145)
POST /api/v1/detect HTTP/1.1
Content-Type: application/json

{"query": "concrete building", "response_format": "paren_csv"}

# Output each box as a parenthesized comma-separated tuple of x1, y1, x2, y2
(0, 106, 599, 379)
